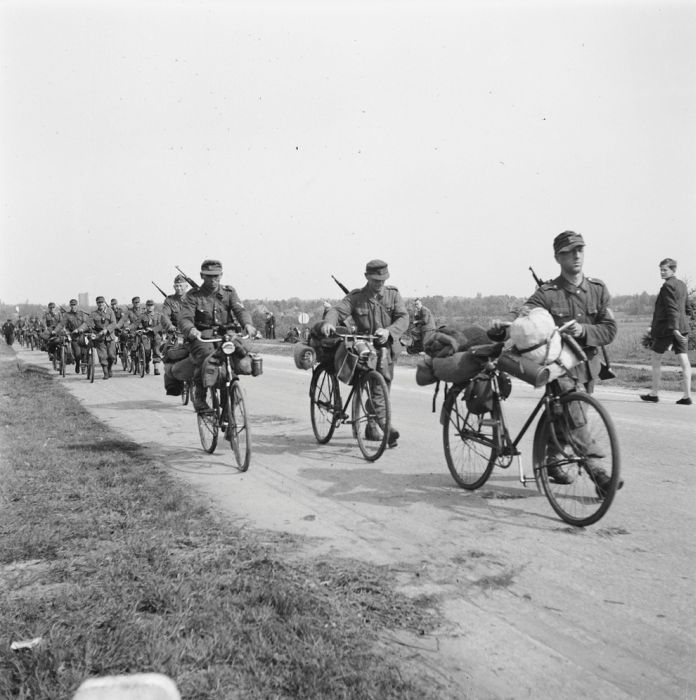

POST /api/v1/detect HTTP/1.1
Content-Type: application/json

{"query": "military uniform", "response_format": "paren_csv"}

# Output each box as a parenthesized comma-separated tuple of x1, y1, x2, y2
(179, 283, 252, 368)
(129, 302, 164, 373)
(323, 260, 409, 446)
(87, 302, 117, 377)
(523, 275, 616, 389)
(324, 286, 409, 359)
(162, 293, 185, 333)
(54, 303, 88, 372)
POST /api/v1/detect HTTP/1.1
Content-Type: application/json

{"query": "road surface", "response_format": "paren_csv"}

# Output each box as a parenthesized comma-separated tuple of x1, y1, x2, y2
(18, 347, 696, 699)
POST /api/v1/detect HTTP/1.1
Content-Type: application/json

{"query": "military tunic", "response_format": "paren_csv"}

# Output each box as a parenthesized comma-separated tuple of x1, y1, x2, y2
(178, 284, 253, 375)
(324, 285, 409, 361)
(178, 285, 252, 338)
(131, 309, 164, 364)
(87, 307, 117, 365)
(162, 293, 185, 332)
(523, 275, 617, 385)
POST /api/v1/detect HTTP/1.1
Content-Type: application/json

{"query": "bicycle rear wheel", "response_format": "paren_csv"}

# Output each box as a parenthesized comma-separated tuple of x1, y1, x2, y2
(197, 388, 219, 453)
(352, 370, 390, 462)
(442, 385, 497, 489)
(533, 392, 620, 527)
(224, 383, 251, 471)
(309, 365, 340, 444)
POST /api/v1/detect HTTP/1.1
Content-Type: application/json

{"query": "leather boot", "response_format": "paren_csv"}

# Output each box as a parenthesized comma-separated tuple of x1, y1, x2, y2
(192, 383, 209, 413)
(102, 364, 110, 380)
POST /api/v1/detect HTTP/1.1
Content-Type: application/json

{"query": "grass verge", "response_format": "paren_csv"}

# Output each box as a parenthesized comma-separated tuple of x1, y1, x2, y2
(0, 344, 442, 699)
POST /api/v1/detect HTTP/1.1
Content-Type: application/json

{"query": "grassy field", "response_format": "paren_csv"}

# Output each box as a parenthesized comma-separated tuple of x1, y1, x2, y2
(0, 344, 444, 700)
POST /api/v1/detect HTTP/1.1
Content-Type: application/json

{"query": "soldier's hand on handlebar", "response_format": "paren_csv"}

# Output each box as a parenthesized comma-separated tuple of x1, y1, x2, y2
(374, 328, 390, 344)
(189, 328, 202, 341)
(320, 322, 335, 337)
(563, 320, 584, 338)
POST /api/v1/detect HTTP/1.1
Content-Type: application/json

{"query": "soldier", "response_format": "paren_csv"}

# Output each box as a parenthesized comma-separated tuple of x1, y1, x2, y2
(44, 303, 63, 360)
(178, 259, 256, 412)
(264, 311, 276, 339)
(413, 298, 436, 348)
(86, 296, 118, 379)
(321, 259, 409, 447)
(117, 296, 144, 366)
(109, 298, 127, 364)
(2, 319, 15, 345)
(491, 230, 622, 496)
(53, 299, 87, 372)
(161, 275, 188, 334)
(129, 299, 164, 375)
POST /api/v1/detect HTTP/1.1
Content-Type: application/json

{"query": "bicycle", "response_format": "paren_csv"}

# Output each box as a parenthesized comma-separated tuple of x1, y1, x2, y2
(309, 333, 392, 462)
(195, 328, 258, 471)
(54, 332, 72, 377)
(130, 330, 147, 378)
(82, 333, 98, 383)
(439, 327, 620, 527)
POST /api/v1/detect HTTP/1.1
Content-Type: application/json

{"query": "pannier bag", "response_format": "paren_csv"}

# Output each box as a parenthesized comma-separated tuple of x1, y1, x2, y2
(293, 343, 316, 370)
(308, 322, 343, 365)
(202, 356, 224, 388)
(163, 343, 190, 363)
(464, 373, 512, 414)
(334, 340, 376, 385)
(164, 364, 183, 396)
(233, 355, 253, 375)
(498, 350, 566, 387)
(171, 355, 195, 382)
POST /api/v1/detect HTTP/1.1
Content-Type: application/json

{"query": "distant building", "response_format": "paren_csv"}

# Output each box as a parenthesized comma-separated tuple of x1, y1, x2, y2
(78, 292, 89, 308)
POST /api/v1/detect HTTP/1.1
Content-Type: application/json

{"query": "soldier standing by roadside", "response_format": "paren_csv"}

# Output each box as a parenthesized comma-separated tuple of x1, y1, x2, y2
(53, 299, 87, 372)
(265, 312, 276, 339)
(321, 259, 409, 447)
(86, 296, 117, 379)
(178, 259, 256, 412)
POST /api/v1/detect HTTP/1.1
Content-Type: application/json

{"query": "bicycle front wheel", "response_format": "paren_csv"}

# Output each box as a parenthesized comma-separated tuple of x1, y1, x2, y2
(197, 388, 219, 453)
(533, 392, 620, 527)
(352, 370, 390, 462)
(138, 344, 146, 378)
(442, 385, 497, 490)
(86, 347, 94, 383)
(60, 345, 67, 377)
(181, 380, 190, 406)
(310, 365, 340, 444)
(225, 383, 251, 471)
(120, 345, 128, 371)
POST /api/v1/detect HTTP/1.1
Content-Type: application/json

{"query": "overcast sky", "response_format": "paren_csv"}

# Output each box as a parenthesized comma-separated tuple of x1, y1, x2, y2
(1, 0, 694, 306)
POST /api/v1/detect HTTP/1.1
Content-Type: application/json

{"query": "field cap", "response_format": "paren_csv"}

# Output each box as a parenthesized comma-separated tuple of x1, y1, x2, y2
(146, 299, 155, 305)
(174, 274, 186, 284)
(95, 296, 105, 303)
(48, 302, 55, 308)
(365, 259, 390, 280)
(132, 296, 140, 304)
(69, 298, 78, 305)
(201, 259, 223, 275)
(554, 230, 585, 254)
(110, 298, 118, 304)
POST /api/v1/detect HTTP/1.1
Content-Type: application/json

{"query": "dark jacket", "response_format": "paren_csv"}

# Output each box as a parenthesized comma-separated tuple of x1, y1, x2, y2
(651, 276, 690, 338)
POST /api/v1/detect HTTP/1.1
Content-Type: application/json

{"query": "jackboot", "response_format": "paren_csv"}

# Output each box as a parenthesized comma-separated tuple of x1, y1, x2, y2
(101, 364, 110, 380)
(192, 383, 210, 413)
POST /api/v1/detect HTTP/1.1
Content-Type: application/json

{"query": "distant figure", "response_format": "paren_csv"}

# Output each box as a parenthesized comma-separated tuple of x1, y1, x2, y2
(640, 257, 692, 405)
(265, 312, 276, 339)
(413, 298, 436, 346)
(284, 326, 301, 343)
(2, 319, 14, 345)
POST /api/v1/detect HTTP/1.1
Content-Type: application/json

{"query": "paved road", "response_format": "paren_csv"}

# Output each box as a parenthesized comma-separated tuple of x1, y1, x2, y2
(19, 348, 696, 699)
